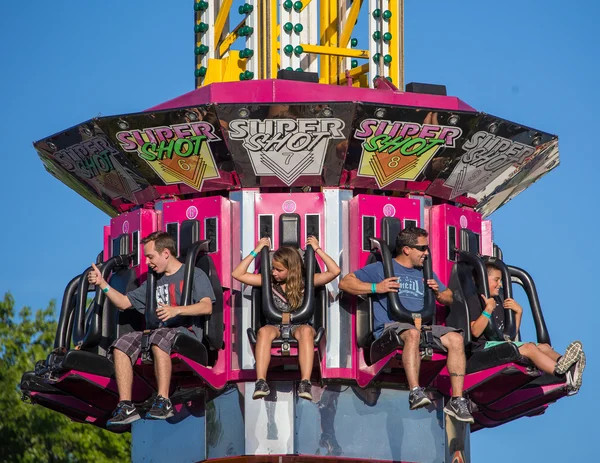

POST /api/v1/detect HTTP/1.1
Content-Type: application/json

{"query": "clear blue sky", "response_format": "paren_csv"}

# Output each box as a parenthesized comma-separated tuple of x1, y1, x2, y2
(0, 1, 597, 461)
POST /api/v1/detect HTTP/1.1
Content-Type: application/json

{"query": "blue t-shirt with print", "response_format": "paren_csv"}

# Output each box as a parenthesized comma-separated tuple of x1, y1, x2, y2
(354, 261, 445, 339)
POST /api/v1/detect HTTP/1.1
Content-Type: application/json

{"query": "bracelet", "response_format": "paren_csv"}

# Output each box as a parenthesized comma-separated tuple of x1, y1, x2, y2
(481, 311, 491, 319)
(371, 283, 376, 294)
(250, 250, 258, 258)
(102, 285, 111, 294)
(315, 247, 321, 252)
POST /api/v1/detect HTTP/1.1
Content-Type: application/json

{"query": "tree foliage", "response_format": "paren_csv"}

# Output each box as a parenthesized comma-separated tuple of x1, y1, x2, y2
(0, 293, 131, 463)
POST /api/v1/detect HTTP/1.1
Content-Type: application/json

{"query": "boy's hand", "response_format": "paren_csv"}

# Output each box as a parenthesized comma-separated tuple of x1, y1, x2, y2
(503, 298, 523, 314)
(87, 263, 106, 287)
(376, 277, 400, 294)
(480, 294, 496, 314)
(156, 304, 180, 322)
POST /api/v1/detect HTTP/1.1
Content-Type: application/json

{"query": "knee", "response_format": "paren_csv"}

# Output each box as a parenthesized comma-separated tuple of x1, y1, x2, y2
(404, 328, 421, 345)
(538, 343, 551, 351)
(520, 342, 537, 355)
(445, 332, 464, 352)
(257, 326, 277, 341)
(295, 325, 315, 340)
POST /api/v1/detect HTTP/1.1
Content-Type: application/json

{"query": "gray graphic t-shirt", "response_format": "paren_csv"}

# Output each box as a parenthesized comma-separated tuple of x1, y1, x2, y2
(127, 265, 215, 336)
(354, 260, 445, 339)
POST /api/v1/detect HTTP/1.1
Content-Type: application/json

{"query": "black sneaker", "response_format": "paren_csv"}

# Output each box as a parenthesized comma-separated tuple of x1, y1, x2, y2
(319, 432, 342, 456)
(145, 395, 174, 420)
(443, 397, 474, 423)
(253, 379, 270, 399)
(297, 380, 313, 400)
(106, 401, 141, 427)
(555, 341, 583, 375)
(408, 387, 432, 410)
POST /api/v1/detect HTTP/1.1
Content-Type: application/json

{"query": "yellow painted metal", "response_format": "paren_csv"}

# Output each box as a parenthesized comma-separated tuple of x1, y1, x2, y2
(319, 0, 330, 83)
(339, 63, 369, 84)
(213, 0, 234, 47)
(328, 0, 339, 83)
(218, 17, 247, 57)
(261, 0, 267, 79)
(339, 0, 362, 48)
(298, 0, 314, 13)
(270, 0, 278, 77)
(203, 51, 244, 85)
(301, 44, 369, 58)
(388, 0, 404, 89)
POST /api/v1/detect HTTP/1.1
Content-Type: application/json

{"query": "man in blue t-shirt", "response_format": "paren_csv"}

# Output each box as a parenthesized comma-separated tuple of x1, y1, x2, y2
(339, 226, 472, 423)
(87, 231, 215, 427)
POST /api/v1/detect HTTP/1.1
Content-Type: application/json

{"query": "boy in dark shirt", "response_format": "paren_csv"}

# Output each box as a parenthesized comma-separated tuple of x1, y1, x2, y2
(469, 262, 585, 394)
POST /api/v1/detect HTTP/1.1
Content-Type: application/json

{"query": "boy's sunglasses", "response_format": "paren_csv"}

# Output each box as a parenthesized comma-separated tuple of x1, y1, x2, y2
(404, 244, 429, 252)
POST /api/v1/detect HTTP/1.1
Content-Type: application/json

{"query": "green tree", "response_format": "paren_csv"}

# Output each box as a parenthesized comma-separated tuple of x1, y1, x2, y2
(0, 292, 131, 463)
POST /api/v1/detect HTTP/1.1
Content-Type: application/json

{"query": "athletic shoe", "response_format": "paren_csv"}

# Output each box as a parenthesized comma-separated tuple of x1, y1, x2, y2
(253, 379, 270, 399)
(297, 380, 313, 400)
(408, 387, 432, 410)
(106, 401, 141, 427)
(145, 395, 174, 420)
(566, 351, 586, 396)
(443, 397, 474, 423)
(554, 341, 583, 375)
(319, 432, 343, 456)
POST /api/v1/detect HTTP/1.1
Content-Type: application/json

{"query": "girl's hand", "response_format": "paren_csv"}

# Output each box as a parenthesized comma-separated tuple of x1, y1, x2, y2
(306, 235, 320, 251)
(503, 298, 523, 314)
(254, 237, 271, 253)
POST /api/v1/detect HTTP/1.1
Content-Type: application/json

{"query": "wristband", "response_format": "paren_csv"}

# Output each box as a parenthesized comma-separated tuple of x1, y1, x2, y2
(102, 285, 111, 294)
(315, 247, 321, 252)
(481, 311, 491, 319)
(250, 250, 258, 258)
(371, 283, 376, 294)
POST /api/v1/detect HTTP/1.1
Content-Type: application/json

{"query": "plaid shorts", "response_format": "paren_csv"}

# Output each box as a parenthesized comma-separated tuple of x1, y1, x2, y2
(383, 322, 463, 352)
(109, 327, 183, 365)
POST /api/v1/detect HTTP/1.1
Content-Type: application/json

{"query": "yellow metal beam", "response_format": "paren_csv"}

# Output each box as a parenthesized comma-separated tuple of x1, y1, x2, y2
(299, 0, 314, 13)
(388, 0, 404, 88)
(270, 0, 278, 77)
(301, 43, 369, 59)
(329, 0, 339, 83)
(339, 63, 369, 84)
(213, 0, 234, 46)
(218, 17, 246, 57)
(319, 0, 330, 83)
(339, 0, 363, 48)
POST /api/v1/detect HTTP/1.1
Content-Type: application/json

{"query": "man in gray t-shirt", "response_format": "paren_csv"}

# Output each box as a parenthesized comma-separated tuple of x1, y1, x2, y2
(88, 231, 214, 427)
(339, 226, 472, 423)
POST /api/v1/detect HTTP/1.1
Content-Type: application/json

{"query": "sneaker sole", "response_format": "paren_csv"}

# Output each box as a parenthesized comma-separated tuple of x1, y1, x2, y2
(573, 352, 586, 391)
(145, 410, 175, 420)
(253, 390, 270, 400)
(107, 413, 141, 427)
(555, 341, 582, 375)
(298, 392, 313, 400)
(409, 397, 432, 410)
(443, 407, 475, 424)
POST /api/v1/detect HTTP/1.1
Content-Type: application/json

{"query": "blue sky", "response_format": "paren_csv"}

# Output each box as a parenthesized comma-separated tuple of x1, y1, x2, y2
(0, 1, 597, 461)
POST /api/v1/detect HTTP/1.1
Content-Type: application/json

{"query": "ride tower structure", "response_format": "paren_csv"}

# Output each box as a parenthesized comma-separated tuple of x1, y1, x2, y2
(22, 1, 566, 463)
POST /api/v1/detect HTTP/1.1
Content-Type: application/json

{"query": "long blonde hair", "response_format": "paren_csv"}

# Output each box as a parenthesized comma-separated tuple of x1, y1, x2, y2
(272, 246, 304, 310)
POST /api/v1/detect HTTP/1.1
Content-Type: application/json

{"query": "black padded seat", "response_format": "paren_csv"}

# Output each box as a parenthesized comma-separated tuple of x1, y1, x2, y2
(21, 371, 61, 394)
(171, 332, 208, 366)
(370, 328, 446, 364)
(466, 342, 532, 374)
(58, 350, 115, 377)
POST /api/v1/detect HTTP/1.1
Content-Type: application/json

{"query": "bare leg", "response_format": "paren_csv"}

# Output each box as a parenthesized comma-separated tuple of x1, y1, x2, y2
(441, 332, 466, 397)
(113, 348, 134, 402)
(400, 329, 421, 389)
(293, 325, 317, 381)
(519, 343, 558, 375)
(152, 344, 172, 398)
(537, 343, 561, 361)
(255, 325, 280, 380)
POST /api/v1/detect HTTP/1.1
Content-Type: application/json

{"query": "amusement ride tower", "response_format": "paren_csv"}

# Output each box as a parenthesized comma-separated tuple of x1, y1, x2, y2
(21, 2, 565, 462)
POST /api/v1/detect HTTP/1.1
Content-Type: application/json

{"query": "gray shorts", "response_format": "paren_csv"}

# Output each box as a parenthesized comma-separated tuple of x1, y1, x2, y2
(109, 327, 192, 365)
(383, 322, 463, 352)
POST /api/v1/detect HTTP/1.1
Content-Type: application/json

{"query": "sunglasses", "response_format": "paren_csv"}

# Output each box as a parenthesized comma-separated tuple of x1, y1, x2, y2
(405, 244, 429, 252)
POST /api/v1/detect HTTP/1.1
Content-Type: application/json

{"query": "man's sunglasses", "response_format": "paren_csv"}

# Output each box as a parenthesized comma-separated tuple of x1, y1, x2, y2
(404, 244, 429, 252)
